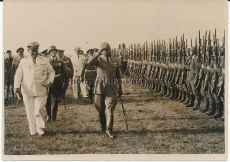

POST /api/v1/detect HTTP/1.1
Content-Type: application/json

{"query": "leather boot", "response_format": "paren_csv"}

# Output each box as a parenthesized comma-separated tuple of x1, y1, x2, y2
(153, 84, 158, 92)
(176, 89, 182, 101)
(172, 88, 178, 100)
(106, 116, 114, 139)
(165, 86, 170, 97)
(213, 101, 223, 119)
(206, 100, 216, 116)
(179, 91, 186, 103)
(201, 97, 209, 113)
(99, 114, 106, 132)
(162, 85, 167, 95)
(183, 92, 190, 104)
(193, 95, 200, 110)
(186, 93, 194, 107)
(169, 87, 174, 99)
(221, 104, 224, 121)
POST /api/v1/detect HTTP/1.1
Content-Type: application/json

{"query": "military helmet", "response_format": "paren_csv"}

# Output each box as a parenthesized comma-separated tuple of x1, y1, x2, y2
(47, 45, 57, 53)
(219, 46, 225, 56)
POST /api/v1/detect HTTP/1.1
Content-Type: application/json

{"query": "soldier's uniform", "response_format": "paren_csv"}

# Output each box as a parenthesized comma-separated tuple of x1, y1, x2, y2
(5, 50, 13, 99)
(58, 50, 74, 100)
(46, 46, 68, 122)
(4, 54, 10, 104)
(14, 41, 55, 135)
(88, 42, 122, 138)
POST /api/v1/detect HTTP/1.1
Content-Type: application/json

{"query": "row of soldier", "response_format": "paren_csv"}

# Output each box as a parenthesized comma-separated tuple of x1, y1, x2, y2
(123, 30, 225, 120)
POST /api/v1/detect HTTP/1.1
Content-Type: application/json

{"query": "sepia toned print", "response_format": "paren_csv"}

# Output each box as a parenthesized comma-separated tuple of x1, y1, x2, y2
(3, 0, 228, 160)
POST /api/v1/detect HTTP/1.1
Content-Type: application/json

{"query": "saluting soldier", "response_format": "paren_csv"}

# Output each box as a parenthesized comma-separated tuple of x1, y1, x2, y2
(10, 47, 24, 103)
(87, 42, 123, 139)
(14, 41, 55, 135)
(57, 49, 74, 101)
(46, 46, 68, 122)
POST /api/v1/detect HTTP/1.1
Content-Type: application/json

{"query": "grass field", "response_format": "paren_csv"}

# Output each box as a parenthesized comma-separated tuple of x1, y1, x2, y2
(4, 80, 225, 155)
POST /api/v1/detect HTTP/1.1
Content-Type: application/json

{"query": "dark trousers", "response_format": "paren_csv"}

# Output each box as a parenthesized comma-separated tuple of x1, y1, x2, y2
(62, 78, 69, 99)
(46, 88, 62, 120)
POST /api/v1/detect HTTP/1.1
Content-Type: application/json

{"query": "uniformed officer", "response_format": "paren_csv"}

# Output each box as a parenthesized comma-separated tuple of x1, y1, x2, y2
(11, 47, 24, 103)
(46, 46, 68, 122)
(88, 42, 123, 138)
(71, 47, 87, 98)
(14, 41, 55, 135)
(4, 53, 10, 104)
(57, 49, 74, 101)
(81, 49, 97, 100)
(6, 50, 14, 99)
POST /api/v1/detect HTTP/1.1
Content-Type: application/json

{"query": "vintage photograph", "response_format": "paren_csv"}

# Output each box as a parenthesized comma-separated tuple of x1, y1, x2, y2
(3, 0, 227, 160)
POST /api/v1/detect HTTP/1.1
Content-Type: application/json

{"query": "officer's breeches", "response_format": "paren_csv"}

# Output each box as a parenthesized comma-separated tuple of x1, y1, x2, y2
(72, 76, 80, 98)
(95, 94, 117, 117)
(22, 94, 47, 134)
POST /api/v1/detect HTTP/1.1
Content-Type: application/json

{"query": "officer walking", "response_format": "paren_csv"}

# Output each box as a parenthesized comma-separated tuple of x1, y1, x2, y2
(14, 41, 55, 135)
(87, 42, 123, 138)
(57, 49, 74, 101)
(46, 46, 68, 122)
(11, 47, 24, 103)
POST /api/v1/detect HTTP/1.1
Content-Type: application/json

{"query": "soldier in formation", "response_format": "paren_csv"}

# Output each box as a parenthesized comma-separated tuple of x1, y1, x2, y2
(126, 30, 225, 120)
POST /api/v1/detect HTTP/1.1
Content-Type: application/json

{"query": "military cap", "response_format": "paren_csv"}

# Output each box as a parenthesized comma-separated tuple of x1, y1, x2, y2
(100, 42, 111, 51)
(6, 50, 11, 53)
(16, 47, 24, 53)
(47, 45, 57, 53)
(27, 41, 39, 50)
(75, 47, 81, 51)
(87, 49, 94, 54)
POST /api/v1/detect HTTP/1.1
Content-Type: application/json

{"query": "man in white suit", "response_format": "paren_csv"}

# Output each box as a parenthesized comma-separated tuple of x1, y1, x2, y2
(14, 41, 55, 136)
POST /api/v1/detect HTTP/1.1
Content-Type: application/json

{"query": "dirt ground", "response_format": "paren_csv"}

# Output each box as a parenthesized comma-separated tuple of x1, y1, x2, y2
(4, 79, 225, 155)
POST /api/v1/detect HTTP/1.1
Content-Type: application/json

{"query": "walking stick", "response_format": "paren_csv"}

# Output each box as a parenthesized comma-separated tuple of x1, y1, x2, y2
(120, 96, 128, 130)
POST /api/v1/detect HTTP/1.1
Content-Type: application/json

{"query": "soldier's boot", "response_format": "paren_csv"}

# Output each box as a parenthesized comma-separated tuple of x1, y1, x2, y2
(105, 116, 114, 139)
(183, 93, 190, 104)
(176, 89, 182, 101)
(201, 97, 209, 113)
(157, 84, 161, 93)
(172, 88, 178, 100)
(164, 87, 170, 97)
(179, 91, 186, 103)
(193, 95, 200, 110)
(153, 84, 158, 92)
(162, 85, 167, 95)
(213, 101, 223, 119)
(186, 94, 194, 107)
(99, 114, 106, 132)
(221, 104, 224, 121)
(169, 87, 174, 99)
(206, 100, 216, 116)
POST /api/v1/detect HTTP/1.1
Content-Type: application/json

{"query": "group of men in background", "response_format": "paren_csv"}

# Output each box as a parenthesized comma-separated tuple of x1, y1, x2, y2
(126, 30, 225, 120)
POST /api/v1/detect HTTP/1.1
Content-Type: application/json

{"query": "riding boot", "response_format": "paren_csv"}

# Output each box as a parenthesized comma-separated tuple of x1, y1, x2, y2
(206, 100, 216, 116)
(162, 85, 167, 95)
(176, 89, 182, 101)
(164, 86, 170, 97)
(172, 88, 178, 100)
(183, 92, 190, 104)
(99, 114, 106, 132)
(201, 97, 209, 113)
(169, 87, 174, 99)
(106, 116, 114, 139)
(193, 95, 200, 110)
(221, 104, 224, 121)
(179, 91, 186, 103)
(213, 101, 223, 119)
(186, 93, 194, 107)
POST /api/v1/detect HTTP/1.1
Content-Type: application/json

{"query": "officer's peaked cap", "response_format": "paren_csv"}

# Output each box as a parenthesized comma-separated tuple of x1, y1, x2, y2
(27, 41, 39, 50)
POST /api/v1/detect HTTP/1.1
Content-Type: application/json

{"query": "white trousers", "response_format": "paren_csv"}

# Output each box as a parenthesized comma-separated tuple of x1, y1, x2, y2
(80, 82, 89, 97)
(22, 94, 47, 134)
(72, 76, 80, 98)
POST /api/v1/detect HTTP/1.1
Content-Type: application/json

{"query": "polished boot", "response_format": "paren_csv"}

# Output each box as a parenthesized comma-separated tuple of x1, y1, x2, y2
(206, 100, 216, 116)
(162, 85, 167, 95)
(186, 93, 194, 107)
(106, 116, 114, 139)
(169, 87, 174, 99)
(213, 101, 223, 119)
(99, 114, 106, 132)
(165, 87, 170, 97)
(172, 88, 178, 100)
(176, 89, 182, 101)
(183, 92, 190, 104)
(179, 91, 186, 103)
(193, 95, 200, 110)
(201, 97, 209, 113)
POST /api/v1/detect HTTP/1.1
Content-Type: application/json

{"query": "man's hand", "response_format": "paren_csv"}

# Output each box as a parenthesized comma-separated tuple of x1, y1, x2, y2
(42, 81, 52, 87)
(14, 88, 20, 94)
(55, 74, 60, 78)
(118, 91, 123, 99)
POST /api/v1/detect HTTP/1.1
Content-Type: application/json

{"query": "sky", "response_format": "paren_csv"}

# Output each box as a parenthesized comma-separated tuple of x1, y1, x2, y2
(3, 0, 227, 57)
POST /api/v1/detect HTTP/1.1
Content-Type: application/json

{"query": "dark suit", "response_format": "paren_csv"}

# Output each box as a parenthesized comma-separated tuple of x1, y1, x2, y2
(46, 57, 68, 121)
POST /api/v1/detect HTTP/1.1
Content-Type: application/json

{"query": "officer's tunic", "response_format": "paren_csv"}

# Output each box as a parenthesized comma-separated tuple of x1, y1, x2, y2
(14, 56, 55, 134)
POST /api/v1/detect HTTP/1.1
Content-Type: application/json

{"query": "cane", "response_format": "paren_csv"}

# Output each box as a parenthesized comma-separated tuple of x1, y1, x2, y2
(119, 96, 128, 130)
